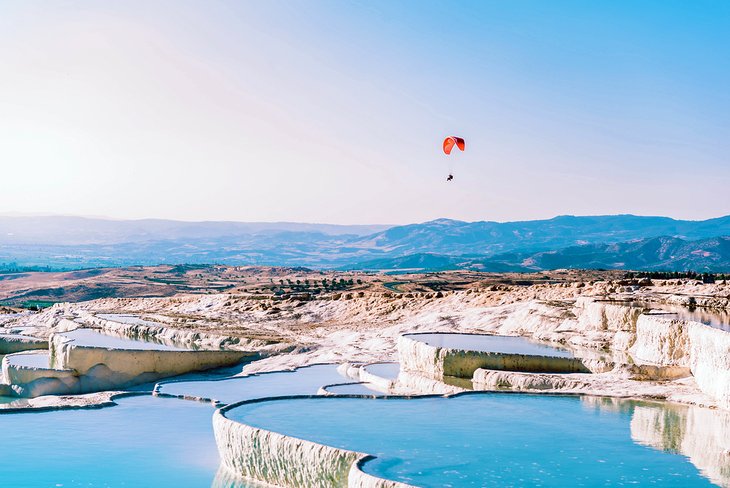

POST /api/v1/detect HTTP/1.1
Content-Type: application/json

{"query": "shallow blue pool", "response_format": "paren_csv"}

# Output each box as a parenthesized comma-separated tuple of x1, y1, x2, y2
(228, 394, 723, 487)
(323, 382, 386, 396)
(0, 365, 358, 486)
(600, 301, 730, 332)
(97, 313, 167, 327)
(364, 362, 400, 379)
(6, 351, 50, 368)
(0, 395, 262, 487)
(59, 328, 189, 351)
(409, 333, 574, 357)
(158, 364, 346, 404)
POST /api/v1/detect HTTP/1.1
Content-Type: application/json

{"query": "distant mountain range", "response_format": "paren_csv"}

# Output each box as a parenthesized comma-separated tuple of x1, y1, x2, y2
(349, 236, 730, 273)
(1, 215, 729, 272)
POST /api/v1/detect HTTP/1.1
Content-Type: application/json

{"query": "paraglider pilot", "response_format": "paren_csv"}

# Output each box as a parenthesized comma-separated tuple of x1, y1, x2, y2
(443, 136, 464, 182)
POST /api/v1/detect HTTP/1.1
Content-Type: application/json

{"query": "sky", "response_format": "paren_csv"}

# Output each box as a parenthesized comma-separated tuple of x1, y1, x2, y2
(1, 0, 728, 224)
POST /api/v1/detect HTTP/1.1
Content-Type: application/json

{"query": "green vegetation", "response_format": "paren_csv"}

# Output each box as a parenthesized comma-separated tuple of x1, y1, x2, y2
(0, 263, 62, 273)
(625, 271, 727, 283)
(0, 300, 57, 311)
(267, 276, 357, 295)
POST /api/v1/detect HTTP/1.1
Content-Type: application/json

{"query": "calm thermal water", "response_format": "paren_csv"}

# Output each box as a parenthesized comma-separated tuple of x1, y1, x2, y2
(158, 364, 346, 404)
(410, 333, 574, 358)
(3, 356, 725, 487)
(97, 313, 167, 327)
(59, 328, 189, 351)
(230, 394, 721, 487)
(323, 382, 386, 396)
(647, 305, 730, 332)
(604, 301, 730, 332)
(6, 351, 50, 368)
(0, 366, 348, 486)
(364, 362, 400, 379)
(0, 395, 232, 487)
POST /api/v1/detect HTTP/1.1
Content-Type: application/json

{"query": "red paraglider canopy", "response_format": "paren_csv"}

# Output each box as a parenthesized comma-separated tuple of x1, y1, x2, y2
(443, 136, 465, 155)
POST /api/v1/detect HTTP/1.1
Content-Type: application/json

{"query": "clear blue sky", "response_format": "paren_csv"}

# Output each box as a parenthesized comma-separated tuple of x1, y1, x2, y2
(1, 1, 728, 223)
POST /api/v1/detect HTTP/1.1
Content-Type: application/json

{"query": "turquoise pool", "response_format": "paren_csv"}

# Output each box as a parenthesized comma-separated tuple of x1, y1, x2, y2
(601, 301, 730, 332)
(3, 360, 727, 488)
(323, 382, 386, 396)
(59, 328, 189, 351)
(0, 395, 250, 487)
(0, 365, 348, 486)
(408, 333, 574, 357)
(364, 362, 400, 379)
(228, 393, 722, 487)
(6, 351, 50, 368)
(97, 313, 166, 327)
(157, 364, 346, 404)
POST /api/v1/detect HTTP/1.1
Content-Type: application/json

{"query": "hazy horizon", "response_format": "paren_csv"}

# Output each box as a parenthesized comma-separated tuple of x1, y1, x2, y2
(2, 211, 730, 227)
(2, 1, 729, 224)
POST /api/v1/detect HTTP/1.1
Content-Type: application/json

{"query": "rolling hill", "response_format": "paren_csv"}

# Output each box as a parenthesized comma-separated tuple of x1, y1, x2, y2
(1, 214, 729, 272)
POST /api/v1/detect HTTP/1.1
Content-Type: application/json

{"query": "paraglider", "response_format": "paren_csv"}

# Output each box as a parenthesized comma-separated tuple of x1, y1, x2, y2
(443, 136, 464, 182)
(442, 136, 465, 155)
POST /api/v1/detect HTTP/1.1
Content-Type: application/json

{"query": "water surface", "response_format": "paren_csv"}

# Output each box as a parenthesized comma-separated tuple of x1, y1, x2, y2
(323, 382, 386, 396)
(59, 328, 188, 351)
(97, 313, 166, 327)
(157, 364, 346, 404)
(646, 305, 730, 332)
(0, 364, 357, 486)
(0, 395, 259, 487)
(230, 394, 721, 487)
(364, 362, 400, 379)
(603, 301, 730, 332)
(409, 333, 573, 358)
(6, 351, 50, 368)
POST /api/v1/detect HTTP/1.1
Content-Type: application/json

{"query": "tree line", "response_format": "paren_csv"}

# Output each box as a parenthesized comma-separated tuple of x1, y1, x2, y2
(624, 271, 728, 283)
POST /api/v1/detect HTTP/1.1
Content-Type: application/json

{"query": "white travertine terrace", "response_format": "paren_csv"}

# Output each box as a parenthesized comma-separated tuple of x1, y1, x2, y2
(0, 334, 48, 354)
(49, 331, 249, 378)
(472, 369, 589, 391)
(2, 351, 77, 397)
(0, 327, 254, 398)
(357, 363, 398, 392)
(76, 312, 254, 351)
(2, 284, 730, 485)
(398, 333, 591, 380)
(214, 397, 413, 488)
(394, 298, 730, 409)
(631, 315, 730, 409)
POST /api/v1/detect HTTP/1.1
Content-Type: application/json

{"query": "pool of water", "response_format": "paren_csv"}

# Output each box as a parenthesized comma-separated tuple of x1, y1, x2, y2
(364, 362, 400, 380)
(229, 394, 722, 487)
(0, 332, 44, 342)
(59, 328, 189, 351)
(97, 313, 167, 327)
(648, 306, 730, 332)
(408, 333, 574, 358)
(602, 301, 730, 332)
(157, 364, 347, 404)
(0, 332, 30, 338)
(6, 351, 49, 368)
(323, 382, 386, 396)
(0, 394, 258, 487)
